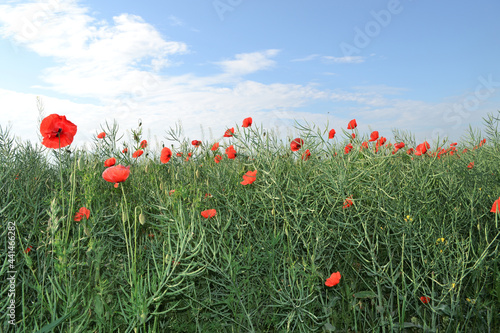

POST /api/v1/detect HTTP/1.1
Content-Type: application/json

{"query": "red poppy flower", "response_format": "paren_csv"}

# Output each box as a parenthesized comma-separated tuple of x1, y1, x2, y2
(290, 138, 304, 151)
(160, 147, 172, 164)
(415, 141, 430, 156)
(104, 157, 116, 167)
(369, 131, 379, 142)
(40, 114, 77, 149)
(467, 161, 474, 169)
(192, 140, 201, 147)
(224, 128, 235, 137)
(395, 142, 405, 149)
(344, 143, 353, 154)
(450, 142, 457, 146)
(351, 133, 356, 139)
(102, 165, 131, 186)
(328, 129, 336, 139)
(122, 148, 128, 154)
(226, 145, 237, 159)
(201, 209, 217, 218)
(242, 117, 253, 127)
(491, 197, 500, 213)
(132, 150, 143, 158)
(74, 207, 90, 221)
(301, 149, 311, 161)
(140, 140, 148, 148)
(24, 245, 33, 254)
(361, 141, 368, 150)
(169, 190, 175, 196)
(347, 119, 357, 130)
(214, 155, 223, 163)
(343, 196, 353, 209)
(407, 148, 414, 155)
(376, 137, 387, 147)
(241, 170, 257, 185)
(211, 142, 220, 151)
(148, 234, 155, 239)
(97, 132, 106, 139)
(176, 152, 183, 157)
(420, 296, 430, 304)
(325, 271, 341, 287)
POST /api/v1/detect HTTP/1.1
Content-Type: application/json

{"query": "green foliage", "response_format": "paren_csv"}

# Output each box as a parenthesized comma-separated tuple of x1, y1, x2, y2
(1, 114, 499, 332)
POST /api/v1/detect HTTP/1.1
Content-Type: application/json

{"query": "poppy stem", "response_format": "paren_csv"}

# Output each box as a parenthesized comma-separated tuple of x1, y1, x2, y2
(58, 135, 65, 218)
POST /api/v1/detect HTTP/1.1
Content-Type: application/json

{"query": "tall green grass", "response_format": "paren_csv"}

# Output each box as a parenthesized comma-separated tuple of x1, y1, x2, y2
(1, 113, 499, 332)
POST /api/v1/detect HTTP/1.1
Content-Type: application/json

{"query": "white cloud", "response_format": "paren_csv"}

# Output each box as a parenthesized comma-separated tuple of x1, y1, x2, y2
(0, 1, 187, 98)
(2, 83, 494, 152)
(216, 49, 280, 76)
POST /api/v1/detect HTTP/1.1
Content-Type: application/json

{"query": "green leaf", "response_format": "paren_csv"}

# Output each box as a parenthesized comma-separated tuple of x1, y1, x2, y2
(353, 291, 377, 299)
(35, 312, 73, 333)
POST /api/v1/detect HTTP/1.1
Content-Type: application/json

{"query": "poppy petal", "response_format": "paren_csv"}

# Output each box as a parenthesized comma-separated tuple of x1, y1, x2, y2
(40, 114, 77, 149)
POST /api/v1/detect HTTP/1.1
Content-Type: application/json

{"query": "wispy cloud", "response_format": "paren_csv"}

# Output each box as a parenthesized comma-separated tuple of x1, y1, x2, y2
(167, 15, 184, 27)
(322, 55, 365, 64)
(291, 54, 320, 62)
(291, 54, 365, 64)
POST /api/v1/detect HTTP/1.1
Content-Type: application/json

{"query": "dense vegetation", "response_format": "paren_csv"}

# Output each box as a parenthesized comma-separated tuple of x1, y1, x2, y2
(1, 112, 499, 332)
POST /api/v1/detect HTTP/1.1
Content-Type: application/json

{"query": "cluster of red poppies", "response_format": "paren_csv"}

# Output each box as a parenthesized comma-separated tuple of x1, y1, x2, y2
(38, 113, 500, 293)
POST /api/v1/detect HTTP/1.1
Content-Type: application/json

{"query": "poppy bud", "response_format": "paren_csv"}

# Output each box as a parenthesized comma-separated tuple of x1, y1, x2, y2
(26, 256, 33, 268)
(139, 213, 146, 225)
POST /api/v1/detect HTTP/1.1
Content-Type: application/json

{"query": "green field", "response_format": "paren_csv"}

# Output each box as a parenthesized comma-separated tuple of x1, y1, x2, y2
(1, 112, 499, 332)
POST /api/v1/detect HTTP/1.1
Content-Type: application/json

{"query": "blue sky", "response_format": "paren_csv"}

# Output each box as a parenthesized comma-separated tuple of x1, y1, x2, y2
(1, 0, 499, 149)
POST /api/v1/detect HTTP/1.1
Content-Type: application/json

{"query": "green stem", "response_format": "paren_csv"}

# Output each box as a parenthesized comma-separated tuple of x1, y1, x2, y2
(121, 184, 134, 286)
(58, 135, 65, 218)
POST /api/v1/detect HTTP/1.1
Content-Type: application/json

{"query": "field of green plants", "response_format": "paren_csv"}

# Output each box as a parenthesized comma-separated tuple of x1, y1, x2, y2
(1, 111, 499, 332)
